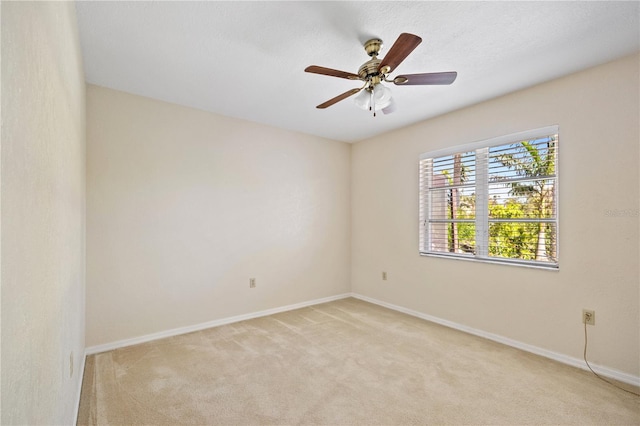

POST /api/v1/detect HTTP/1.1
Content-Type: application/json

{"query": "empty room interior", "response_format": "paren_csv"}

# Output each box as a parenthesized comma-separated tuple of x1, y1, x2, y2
(2, 1, 640, 425)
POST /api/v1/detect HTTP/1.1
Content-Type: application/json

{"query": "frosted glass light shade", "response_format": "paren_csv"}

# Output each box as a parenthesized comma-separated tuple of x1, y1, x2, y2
(353, 89, 371, 110)
(354, 84, 392, 111)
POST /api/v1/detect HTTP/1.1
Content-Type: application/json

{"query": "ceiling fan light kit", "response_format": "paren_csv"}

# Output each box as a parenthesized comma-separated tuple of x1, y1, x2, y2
(353, 84, 392, 115)
(305, 33, 457, 117)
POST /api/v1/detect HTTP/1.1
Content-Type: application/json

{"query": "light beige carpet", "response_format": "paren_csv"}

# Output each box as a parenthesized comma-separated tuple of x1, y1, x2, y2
(77, 298, 639, 425)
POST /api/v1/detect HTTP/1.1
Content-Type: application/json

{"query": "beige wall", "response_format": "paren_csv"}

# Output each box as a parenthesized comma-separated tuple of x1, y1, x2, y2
(352, 54, 640, 376)
(86, 85, 351, 347)
(1, 2, 86, 424)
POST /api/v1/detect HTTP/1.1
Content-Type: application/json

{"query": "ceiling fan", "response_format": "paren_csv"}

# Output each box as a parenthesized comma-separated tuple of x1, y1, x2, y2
(305, 33, 457, 116)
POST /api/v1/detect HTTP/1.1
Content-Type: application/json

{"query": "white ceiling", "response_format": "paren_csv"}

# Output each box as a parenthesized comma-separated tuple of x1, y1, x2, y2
(75, 1, 639, 143)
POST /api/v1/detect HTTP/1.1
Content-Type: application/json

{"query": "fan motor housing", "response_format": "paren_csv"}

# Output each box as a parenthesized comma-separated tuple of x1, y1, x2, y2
(358, 58, 381, 79)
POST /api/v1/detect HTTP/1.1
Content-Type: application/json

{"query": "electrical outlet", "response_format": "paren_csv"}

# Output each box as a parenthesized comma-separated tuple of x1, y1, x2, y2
(582, 309, 595, 325)
(249, 278, 256, 288)
(382, 271, 387, 280)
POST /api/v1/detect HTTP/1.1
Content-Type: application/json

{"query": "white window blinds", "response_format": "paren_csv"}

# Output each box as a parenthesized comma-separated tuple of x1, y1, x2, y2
(419, 126, 559, 269)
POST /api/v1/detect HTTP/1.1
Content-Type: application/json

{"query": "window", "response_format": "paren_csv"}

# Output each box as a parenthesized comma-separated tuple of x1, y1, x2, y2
(419, 126, 558, 269)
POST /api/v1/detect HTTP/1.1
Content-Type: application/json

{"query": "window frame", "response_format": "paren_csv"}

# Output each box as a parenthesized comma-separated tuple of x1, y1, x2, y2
(419, 126, 559, 270)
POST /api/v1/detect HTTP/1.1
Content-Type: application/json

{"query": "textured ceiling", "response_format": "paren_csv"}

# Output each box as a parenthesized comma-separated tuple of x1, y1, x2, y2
(75, 1, 639, 143)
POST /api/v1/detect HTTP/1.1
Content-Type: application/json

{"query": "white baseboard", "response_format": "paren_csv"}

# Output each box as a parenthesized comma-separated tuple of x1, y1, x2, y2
(85, 293, 352, 355)
(351, 293, 640, 387)
(73, 350, 86, 425)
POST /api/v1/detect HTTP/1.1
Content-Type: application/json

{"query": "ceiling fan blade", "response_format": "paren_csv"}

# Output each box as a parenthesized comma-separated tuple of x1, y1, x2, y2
(382, 98, 397, 115)
(394, 72, 458, 86)
(378, 33, 422, 74)
(305, 65, 360, 80)
(316, 88, 362, 109)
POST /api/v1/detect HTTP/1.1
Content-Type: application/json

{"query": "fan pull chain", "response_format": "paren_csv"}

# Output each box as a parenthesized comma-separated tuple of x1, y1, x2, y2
(372, 87, 376, 117)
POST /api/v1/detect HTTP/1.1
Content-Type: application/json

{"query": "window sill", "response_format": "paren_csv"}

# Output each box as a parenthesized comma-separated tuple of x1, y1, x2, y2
(419, 251, 559, 271)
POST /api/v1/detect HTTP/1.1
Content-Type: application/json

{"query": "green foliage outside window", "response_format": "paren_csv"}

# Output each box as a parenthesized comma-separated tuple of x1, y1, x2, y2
(440, 137, 557, 262)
